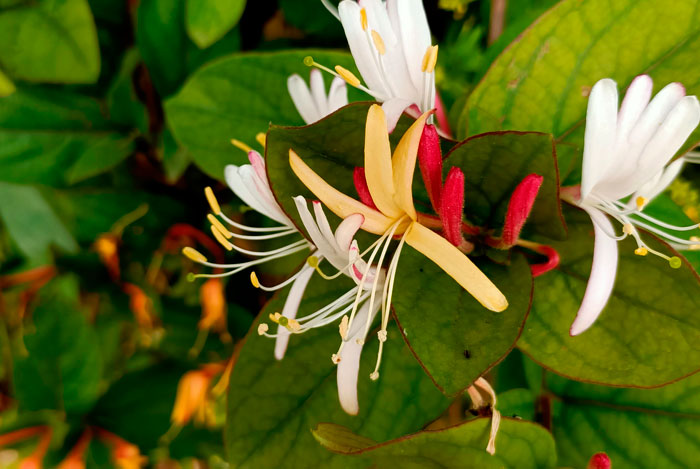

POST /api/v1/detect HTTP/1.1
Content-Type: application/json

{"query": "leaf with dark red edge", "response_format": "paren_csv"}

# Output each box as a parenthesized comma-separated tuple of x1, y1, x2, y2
(518, 204, 700, 386)
(392, 251, 533, 396)
(312, 418, 557, 468)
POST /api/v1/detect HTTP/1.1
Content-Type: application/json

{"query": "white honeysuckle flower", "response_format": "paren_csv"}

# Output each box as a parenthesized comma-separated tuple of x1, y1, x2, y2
(258, 196, 386, 415)
(182, 150, 318, 359)
(288, 69, 348, 124)
(566, 75, 700, 336)
(315, 0, 437, 131)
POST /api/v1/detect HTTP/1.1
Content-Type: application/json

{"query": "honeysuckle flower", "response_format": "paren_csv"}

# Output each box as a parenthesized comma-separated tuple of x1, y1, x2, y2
(0, 426, 52, 469)
(315, 0, 438, 131)
(290, 104, 507, 379)
(57, 430, 91, 469)
(288, 69, 348, 124)
(566, 75, 700, 336)
(94, 429, 147, 469)
(466, 377, 501, 456)
(171, 363, 226, 427)
(258, 196, 385, 415)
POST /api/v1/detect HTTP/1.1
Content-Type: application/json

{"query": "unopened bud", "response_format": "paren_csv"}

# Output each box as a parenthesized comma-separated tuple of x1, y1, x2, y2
(502, 174, 543, 247)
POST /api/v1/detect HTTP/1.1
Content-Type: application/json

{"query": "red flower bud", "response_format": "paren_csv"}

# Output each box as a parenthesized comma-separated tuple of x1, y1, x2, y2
(418, 124, 443, 212)
(530, 244, 560, 277)
(353, 167, 378, 210)
(502, 174, 543, 247)
(587, 452, 611, 469)
(440, 167, 465, 247)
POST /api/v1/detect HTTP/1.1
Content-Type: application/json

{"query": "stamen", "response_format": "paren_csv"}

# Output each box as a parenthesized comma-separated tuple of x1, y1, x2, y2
(369, 371, 379, 381)
(208, 214, 233, 239)
(636, 196, 647, 210)
(204, 187, 221, 215)
(230, 139, 253, 154)
(332, 354, 341, 364)
(251, 265, 312, 292)
(371, 30, 386, 55)
(334, 65, 362, 88)
(270, 312, 282, 323)
(421, 45, 438, 73)
(339, 315, 349, 340)
(250, 272, 260, 288)
(622, 223, 634, 235)
(182, 247, 208, 263)
(307, 255, 319, 268)
(634, 247, 648, 256)
(255, 132, 266, 148)
(360, 8, 368, 31)
(257, 323, 269, 335)
(669, 256, 682, 269)
(210, 224, 234, 251)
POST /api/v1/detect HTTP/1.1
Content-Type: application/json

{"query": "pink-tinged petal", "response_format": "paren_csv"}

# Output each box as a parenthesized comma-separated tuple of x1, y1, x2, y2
(381, 97, 413, 133)
(335, 214, 364, 252)
(581, 78, 618, 200)
(364, 105, 401, 216)
(287, 74, 319, 124)
(248, 150, 267, 183)
(392, 110, 432, 219)
(570, 207, 618, 336)
(353, 167, 378, 210)
(434, 92, 452, 138)
(387, 0, 431, 91)
(309, 69, 328, 117)
(501, 174, 543, 247)
(418, 123, 443, 212)
(530, 245, 560, 277)
(289, 149, 395, 235)
(294, 196, 345, 269)
(275, 265, 316, 360)
(615, 75, 652, 149)
(225, 165, 289, 226)
(327, 77, 348, 114)
(338, 0, 389, 97)
(337, 297, 380, 415)
(241, 165, 291, 225)
(439, 167, 465, 247)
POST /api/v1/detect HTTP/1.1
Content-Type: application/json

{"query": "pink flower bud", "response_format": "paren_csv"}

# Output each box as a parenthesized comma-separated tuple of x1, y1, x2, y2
(352, 167, 378, 210)
(587, 452, 611, 469)
(418, 124, 443, 212)
(440, 167, 465, 247)
(502, 174, 543, 246)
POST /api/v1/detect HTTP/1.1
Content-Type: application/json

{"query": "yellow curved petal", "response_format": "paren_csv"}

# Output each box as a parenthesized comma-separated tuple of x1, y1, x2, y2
(391, 110, 432, 220)
(405, 223, 508, 312)
(289, 149, 394, 235)
(364, 104, 402, 218)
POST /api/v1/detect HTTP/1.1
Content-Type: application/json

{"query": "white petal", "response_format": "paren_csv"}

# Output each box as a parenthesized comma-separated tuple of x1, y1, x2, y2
(225, 165, 280, 222)
(381, 97, 412, 132)
(309, 69, 329, 117)
(274, 265, 316, 360)
(335, 214, 364, 252)
(570, 207, 619, 336)
(293, 196, 345, 268)
(628, 82, 686, 152)
(387, 0, 431, 91)
(581, 78, 618, 200)
(615, 75, 652, 149)
(287, 74, 320, 124)
(327, 77, 349, 114)
(240, 165, 291, 225)
(338, 0, 389, 97)
(336, 297, 381, 415)
(633, 157, 685, 204)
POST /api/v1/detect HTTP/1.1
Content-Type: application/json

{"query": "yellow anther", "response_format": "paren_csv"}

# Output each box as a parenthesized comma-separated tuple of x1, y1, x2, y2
(622, 223, 634, 235)
(377, 330, 387, 342)
(250, 272, 260, 288)
(204, 187, 221, 215)
(307, 255, 320, 268)
(210, 224, 233, 251)
(182, 246, 208, 263)
(269, 312, 282, 323)
(690, 236, 700, 251)
(369, 371, 379, 381)
(634, 247, 648, 256)
(339, 315, 349, 339)
(256, 132, 266, 148)
(334, 65, 362, 88)
(257, 323, 269, 335)
(360, 8, 368, 31)
(287, 319, 301, 332)
(371, 30, 386, 55)
(331, 354, 341, 364)
(230, 139, 253, 154)
(636, 196, 647, 210)
(207, 214, 232, 239)
(422, 45, 438, 73)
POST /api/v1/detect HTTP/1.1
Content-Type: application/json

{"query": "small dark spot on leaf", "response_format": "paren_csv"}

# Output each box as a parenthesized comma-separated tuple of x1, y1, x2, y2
(463, 349, 471, 359)
(419, 268, 424, 273)
(468, 408, 479, 416)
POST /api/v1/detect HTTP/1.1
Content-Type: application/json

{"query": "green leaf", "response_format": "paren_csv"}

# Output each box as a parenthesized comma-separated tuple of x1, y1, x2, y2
(444, 131, 566, 240)
(0, 67, 15, 96)
(462, 0, 700, 178)
(165, 50, 360, 179)
(546, 371, 700, 468)
(12, 278, 102, 414)
(314, 418, 557, 468)
(393, 251, 533, 396)
(0, 88, 134, 186)
(226, 275, 450, 468)
(0, 182, 78, 257)
(185, 0, 245, 49)
(279, 0, 344, 38)
(311, 423, 377, 453)
(0, 0, 100, 83)
(105, 49, 149, 135)
(518, 204, 700, 386)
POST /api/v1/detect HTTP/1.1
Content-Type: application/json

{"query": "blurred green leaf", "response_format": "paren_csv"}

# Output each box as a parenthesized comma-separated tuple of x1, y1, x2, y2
(165, 50, 359, 179)
(463, 0, 700, 179)
(518, 204, 700, 386)
(0, 68, 15, 96)
(393, 251, 532, 396)
(226, 275, 450, 468)
(313, 418, 557, 468)
(279, 0, 344, 38)
(0, 182, 78, 257)
(185, 0, 245, 49)
(13, 278, 102, 414)
(106, 49, 149, 135)
(548, 371, 700, 468)
(0, 0, 100, 83)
